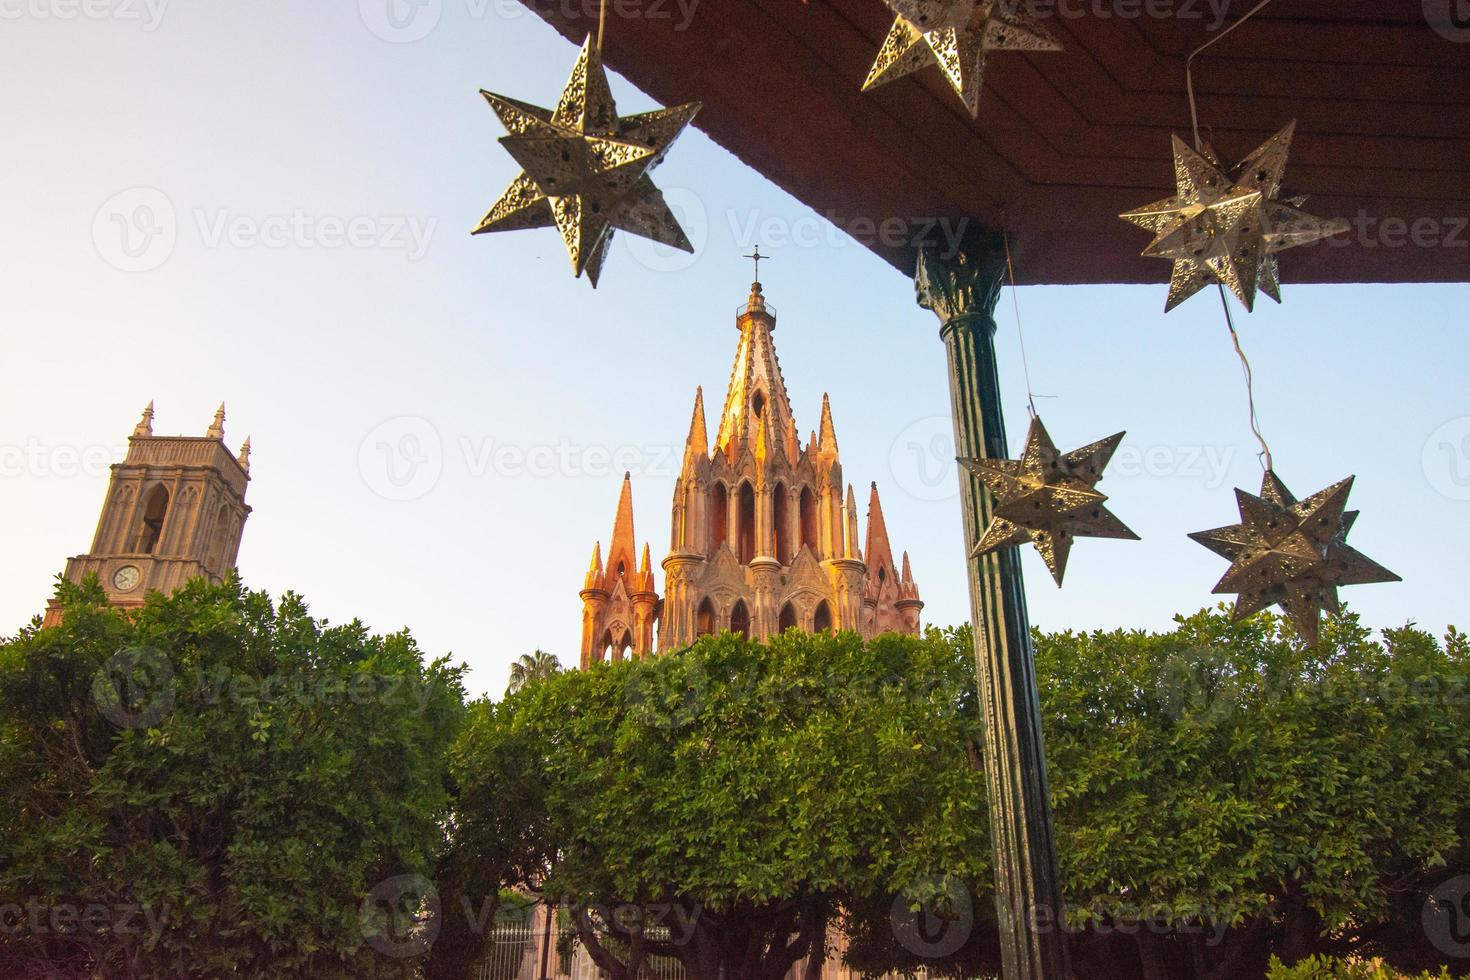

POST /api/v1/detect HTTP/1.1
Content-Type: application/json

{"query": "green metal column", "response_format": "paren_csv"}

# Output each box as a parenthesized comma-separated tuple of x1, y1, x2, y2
(915, 241, 1071, 980)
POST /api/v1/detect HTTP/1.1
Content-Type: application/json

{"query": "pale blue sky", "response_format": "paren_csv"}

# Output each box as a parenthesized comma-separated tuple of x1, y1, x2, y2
(2, 1, 1466, 697)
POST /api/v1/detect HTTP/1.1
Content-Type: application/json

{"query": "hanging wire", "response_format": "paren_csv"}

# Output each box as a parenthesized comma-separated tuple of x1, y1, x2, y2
(1184, 0, 1277, 473)
(1219, 290, 1273, 472)
(1001, 229, 1040, 419)
(1186, 0, 1275, 153)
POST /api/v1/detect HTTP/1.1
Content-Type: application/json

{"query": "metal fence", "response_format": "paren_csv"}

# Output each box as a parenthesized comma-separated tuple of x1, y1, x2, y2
(476, 924, 686, 980)
(473, 924, 949, 980)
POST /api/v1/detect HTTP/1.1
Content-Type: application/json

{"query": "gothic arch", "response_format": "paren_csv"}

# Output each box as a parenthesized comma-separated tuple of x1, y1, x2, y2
(773, 482, 790, 565)
(737, 482, 756, 565)
(813, 599, 833, 635)
(695, 597, 716, 638)
(208, 504, 232, 571)
(778, 601, 797, 633)
(729, 599, 750, 639)
(708, 482, 728, 557)
(136, 483, 170, 554)
(799, 486, 818, 554)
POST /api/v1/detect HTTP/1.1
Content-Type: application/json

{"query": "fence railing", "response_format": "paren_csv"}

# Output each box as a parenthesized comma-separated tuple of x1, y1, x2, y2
(476, 923, 685, 980)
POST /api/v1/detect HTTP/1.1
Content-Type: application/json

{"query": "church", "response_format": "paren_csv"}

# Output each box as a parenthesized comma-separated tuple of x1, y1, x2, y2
(36, 274, 932, 980)
(577, 274, 923, 669)
(41, 402, 251, 628)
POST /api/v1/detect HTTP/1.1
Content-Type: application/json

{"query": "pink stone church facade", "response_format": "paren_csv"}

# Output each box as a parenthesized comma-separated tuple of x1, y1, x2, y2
(578, 280, 922, 667)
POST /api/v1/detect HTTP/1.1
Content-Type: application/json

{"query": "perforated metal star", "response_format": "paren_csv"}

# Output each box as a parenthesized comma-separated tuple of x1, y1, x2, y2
(474, 36, 700, 286)
(862, 0, 1060, 117)
(1120, 121, 1347, 312)
(1189, 471, 1399, 645)
(959, 416, 1138, 586)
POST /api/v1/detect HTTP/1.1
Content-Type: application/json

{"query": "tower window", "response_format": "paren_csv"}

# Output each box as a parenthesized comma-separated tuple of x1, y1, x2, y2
(778, 602, 797, 633)
(696, 598, 715, 638)
(617, 561, 626, 577)
(709, 483, 728, 557)
(136, 484, 170, 554)
(773, 484, 790, 565)
(208, 504, 232, 572)
(813, 600, 833, 634)
(738, 482, 756, 565)
(799, 487, 818, 554)
(752, 391, 765, 419)
(730, 600, 750, 639)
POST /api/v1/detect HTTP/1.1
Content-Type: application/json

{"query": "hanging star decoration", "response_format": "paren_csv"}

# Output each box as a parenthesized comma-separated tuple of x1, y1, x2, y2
(959, 416, 1138, 585)
(862, 0, 1060, 117)
(1120, 121, 1348, 312)
(474, 36, 700, 286)
(1189, 471, 1399, 645)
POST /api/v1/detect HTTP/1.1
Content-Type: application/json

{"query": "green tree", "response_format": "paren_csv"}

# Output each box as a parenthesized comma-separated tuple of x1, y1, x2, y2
(0, 574, 466, 980)
(1040, 610, 1470, 979)
(1266, 954, 1453, 979)
(506, 648, 561, 695)
(455, 610, 1469, 980)
(453, 627, 990, 980)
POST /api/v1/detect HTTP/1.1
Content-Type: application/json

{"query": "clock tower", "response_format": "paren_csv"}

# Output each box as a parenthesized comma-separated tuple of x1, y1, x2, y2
(42, 402, 252, 626)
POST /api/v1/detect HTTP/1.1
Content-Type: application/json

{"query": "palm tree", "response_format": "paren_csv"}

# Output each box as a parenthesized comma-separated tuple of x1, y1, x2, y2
(506, 649, 561, 695)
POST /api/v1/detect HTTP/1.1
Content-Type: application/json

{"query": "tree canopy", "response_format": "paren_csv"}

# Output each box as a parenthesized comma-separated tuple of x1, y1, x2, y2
(457, 609, 1470, 980)
(7, 577, 1466, 980)
(0, 575, 466, 980)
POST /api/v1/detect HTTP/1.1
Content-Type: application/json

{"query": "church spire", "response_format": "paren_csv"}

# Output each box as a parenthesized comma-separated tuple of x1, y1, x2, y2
(715, 277, 796, 461)
(634, 542, 656, 593)
(133, 400, 154, 438)
(898, 550, 923, 610)
(604, 472, 638, 589)
(683, 386, 708, 468)
(816, 393, 838, 457)
(584, 541, 604, 591)
(237, 437, 252, 475)
(206, 403, 226, 440)
(865, 482, 896, 577)
(843, 483, 862, 561)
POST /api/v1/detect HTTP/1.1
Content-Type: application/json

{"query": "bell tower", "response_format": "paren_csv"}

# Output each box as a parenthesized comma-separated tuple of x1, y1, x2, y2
(577, 267, 924, 660)
(43, 402, 252, 625)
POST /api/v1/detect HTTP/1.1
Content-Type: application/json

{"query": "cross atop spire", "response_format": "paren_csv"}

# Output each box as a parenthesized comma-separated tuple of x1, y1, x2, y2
(743, 244, 767, 285)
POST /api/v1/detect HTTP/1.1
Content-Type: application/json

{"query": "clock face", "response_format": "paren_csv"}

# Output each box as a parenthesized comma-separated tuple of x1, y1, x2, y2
(112, 565, 142, 593)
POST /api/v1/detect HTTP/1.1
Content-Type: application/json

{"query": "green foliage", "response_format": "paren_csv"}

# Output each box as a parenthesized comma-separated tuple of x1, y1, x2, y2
(1266, 954, 1454, 979)
(506, 648, 562, 695)
(1040, 608, 1470, 975)
(454, 626, 991, 980)
(455, 609, 1469, 980)
(0, 574, 466, 980)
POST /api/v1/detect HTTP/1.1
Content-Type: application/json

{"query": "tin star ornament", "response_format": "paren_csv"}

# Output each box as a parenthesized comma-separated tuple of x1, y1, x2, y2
(862, 0, 1060, 117)
(959, 416, 1138, 585)
(474, 36, 700, 286)
(1189, 471, 1399, 645)
(1121, 121, 1347, 312)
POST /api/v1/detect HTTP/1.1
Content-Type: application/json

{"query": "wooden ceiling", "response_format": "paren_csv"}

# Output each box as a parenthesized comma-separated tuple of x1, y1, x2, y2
(519, 0, 1469, 285)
